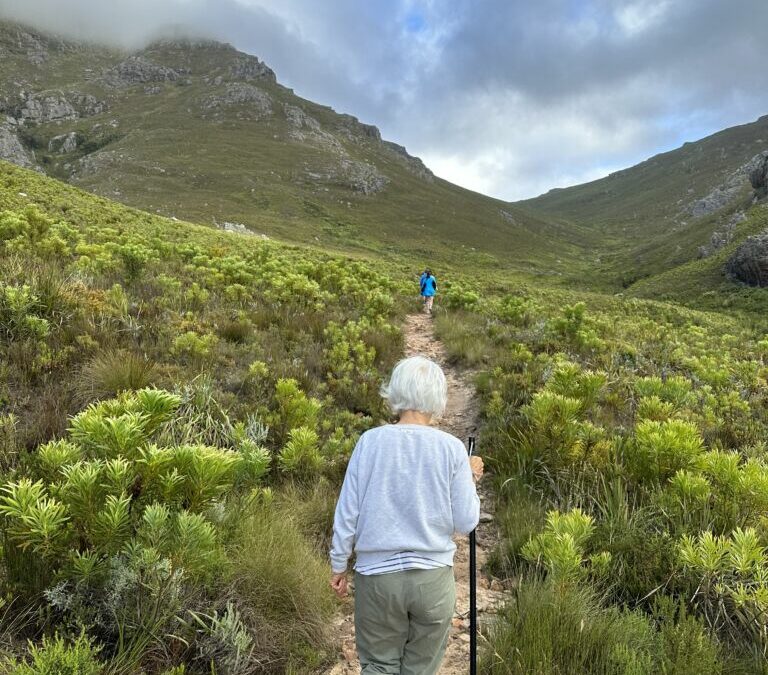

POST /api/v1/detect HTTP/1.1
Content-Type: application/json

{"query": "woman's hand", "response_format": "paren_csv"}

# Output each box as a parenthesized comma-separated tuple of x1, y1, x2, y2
(330, 571, 349, 598)
(469, 455, 484, 482)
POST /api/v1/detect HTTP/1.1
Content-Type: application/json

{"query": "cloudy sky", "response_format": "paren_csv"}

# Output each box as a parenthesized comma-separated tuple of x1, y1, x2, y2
(3, 0, 767, 200)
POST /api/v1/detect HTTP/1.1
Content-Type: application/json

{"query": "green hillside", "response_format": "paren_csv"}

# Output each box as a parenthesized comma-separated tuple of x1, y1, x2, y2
(5, 141, 768, 672)
(6, 14, 768, 675)
(519, 115, 768, 286)
(0, 20, 590, 276)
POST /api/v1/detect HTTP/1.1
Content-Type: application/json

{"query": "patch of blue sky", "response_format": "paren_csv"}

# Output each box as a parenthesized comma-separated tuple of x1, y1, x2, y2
(404, 9, 427, 33)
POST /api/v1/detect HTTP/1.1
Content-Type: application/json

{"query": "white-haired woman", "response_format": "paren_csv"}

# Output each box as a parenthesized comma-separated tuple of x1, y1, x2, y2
(330, 356, 483, 675)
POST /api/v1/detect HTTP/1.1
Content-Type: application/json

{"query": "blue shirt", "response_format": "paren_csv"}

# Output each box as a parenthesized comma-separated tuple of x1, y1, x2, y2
(422, 275, 437, 297)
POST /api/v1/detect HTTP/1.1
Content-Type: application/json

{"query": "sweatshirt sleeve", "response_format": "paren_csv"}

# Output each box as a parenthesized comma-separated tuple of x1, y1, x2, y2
(329, 442, 362, 573)
(450, 445, 480, 535)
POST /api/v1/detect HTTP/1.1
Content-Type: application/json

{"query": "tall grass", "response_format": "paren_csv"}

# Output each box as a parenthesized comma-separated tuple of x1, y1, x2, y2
(226, 499, 336, 673)
(77, 349, 159, 403)
(481, 580, 733, 675)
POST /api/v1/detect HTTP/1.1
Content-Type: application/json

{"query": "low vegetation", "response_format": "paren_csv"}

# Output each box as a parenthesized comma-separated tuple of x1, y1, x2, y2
(437, 281, 768, 672)
(0, 159, 406, 672)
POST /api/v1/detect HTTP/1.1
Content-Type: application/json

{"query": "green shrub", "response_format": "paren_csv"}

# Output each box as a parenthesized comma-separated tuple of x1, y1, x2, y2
(522, 509, 611, 583)
(278, 427, 324, 481)
(269, 378, 322, 444)
(7, 632, 103, 675)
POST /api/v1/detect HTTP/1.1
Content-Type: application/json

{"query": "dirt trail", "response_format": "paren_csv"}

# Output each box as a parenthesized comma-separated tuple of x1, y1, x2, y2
(323, 313, 507, 675)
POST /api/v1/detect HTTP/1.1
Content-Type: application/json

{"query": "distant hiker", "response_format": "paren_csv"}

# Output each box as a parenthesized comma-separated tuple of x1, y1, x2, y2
(419, 268, 429, 304)
(421, 269, 437, 314)
(330, 356, 483, 675)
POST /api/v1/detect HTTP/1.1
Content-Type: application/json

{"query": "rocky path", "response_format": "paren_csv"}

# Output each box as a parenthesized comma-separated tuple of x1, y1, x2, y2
(323, 312, 507, 675)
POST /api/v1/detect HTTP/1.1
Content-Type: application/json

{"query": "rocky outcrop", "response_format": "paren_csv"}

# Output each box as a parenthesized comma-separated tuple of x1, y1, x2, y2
(336, 114, 382, 142)
(13, 91, 106, 123)
(690, 169, 748, 217)
(339, 159, 388, 195)
(726, 231, 768, 286)
(689, 151, 768, 217)
(382, 140, 434, 181)
(698, 211, 745, 258)
(283, 103, 343, 153)
(0, 25, 50, 65)
(0, 117, 36, 168)
(218, 221, 269, 239)
(284, 104, 321, 132)
(48, 131, 78, 154)
(17, 92, 78, 123)
(748, 151, 768, 197)
(70, 93, 107, 117)
(103, 57, 180, 87)
(202, 84, 273, 118)
(230, 55, 276, 83)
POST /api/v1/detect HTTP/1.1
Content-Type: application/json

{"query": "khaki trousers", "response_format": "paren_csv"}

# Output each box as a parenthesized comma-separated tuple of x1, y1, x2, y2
(354, 567, 455, 675)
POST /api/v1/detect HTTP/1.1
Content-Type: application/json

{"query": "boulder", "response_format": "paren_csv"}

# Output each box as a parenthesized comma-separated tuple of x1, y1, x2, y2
(726, 231, 768, 286)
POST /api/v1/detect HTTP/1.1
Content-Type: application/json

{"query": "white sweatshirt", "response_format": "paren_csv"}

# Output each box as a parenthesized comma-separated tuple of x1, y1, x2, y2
(330, 424, 480, 575)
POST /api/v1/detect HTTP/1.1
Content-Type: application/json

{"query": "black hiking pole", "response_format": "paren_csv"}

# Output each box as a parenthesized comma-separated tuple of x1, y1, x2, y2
(467, 436, 478, 675)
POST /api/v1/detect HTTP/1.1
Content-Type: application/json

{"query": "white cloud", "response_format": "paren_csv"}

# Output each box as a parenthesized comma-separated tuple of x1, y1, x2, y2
(615, 0, 672, 37)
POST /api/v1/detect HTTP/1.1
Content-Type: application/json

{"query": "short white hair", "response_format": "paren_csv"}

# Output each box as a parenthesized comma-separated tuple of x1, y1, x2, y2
(380, 356, 447, 418)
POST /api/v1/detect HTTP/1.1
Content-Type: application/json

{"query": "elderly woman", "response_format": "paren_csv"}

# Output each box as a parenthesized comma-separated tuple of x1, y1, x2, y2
(330, 356, 483, 675)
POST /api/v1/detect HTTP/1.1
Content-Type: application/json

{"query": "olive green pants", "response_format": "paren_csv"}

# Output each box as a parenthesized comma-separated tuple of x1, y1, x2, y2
(354, 567, 455, 675)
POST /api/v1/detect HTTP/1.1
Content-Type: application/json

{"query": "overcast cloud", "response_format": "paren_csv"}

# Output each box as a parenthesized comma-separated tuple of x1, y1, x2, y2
(2, 0, 767, 200)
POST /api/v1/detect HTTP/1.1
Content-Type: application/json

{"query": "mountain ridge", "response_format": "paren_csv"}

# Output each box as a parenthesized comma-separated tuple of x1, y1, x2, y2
(0, 19, 590, 276)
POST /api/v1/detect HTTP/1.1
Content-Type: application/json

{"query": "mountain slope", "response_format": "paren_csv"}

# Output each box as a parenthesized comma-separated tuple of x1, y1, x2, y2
(519, 115, 768, 285)
(0, 20, 589, 275)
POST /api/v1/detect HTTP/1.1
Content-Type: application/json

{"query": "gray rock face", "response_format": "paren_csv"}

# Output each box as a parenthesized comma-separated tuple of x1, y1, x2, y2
(13, 90, 105, 124)
(336, 114, 382, 142)
(283, 103, 343, 153)
(726, 230, 768, 286)
(202, 84, 273, 118)
(748, 151, 768, 196)
(70, 93, 107, 116)
(698, 211, 745, 258)
(284, 104, 321, 132)
(339, 159, 388, 195)
(690, 170, 747, 217)
(382, 140, 434, 181)
(18, 92, 78, 123)
(2, 26, 50, 65)
(230, 55, 276, 83)
(689, 151, 768, 217)
(0, 118, 36, 168)
(48, 131, 78, 154)
(103, 57, 180, 87)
